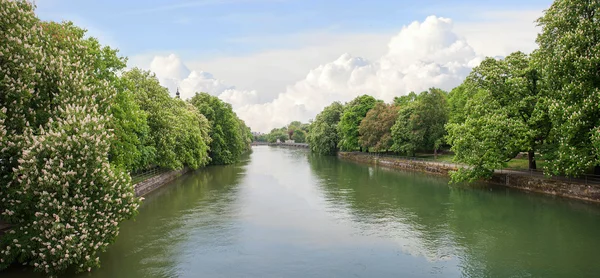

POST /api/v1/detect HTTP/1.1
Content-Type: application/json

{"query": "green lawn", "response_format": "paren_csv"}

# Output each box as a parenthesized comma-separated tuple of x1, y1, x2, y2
(505, 158, 547, 170)
(415, 153, 455, 163)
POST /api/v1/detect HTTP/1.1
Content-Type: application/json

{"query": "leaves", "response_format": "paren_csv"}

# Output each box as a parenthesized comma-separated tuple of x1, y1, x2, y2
(446, 52, 547, 181)
(535, 0, 600, 176)
(0, 1, 139, 274)
(189, 92, 249, 165)
(391, 88, 449, 156)
(307, 102, 345, 155)
(338, 95, 379, 151)
(358, 102, 399, 152)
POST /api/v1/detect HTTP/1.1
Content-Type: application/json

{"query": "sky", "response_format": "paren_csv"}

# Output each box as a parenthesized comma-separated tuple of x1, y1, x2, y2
(35, 0, 553, 132)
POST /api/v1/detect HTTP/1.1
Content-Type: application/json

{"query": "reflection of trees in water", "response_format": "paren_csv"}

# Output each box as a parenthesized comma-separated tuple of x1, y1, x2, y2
(308, 154, 600, 278)
(85, 157, 251, 278)
(446, 187, 600, 277)
(308, 154, 455, 262)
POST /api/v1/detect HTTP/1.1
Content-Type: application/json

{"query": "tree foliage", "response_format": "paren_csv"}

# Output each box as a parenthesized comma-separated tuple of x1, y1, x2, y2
(358, 103, 399, 152)
(287, 121, 309, 143)
(267, 127, 290, 143)
(307, 102, 345, 155)
(446, 53, 548, 181)
(189, 92, 247, 165)
(535, 0, 600, 176)
(338, 95, 379, 151)
(0, 2, 139, 274)
(109, 83, 154, 171)
(122, 69, 211, 170)
(292, 130, 307, 143)
(391, 88, 448, 156)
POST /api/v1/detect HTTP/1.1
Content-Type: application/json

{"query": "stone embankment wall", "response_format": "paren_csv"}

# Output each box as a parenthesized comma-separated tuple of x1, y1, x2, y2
(338, 152, 600, 203)
(134, 168, 190, 196)
(489, 173, 600, 203)
(337, 152, 457, 176)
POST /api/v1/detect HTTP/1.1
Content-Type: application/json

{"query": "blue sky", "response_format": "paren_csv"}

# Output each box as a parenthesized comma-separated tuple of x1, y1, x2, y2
(36, 0, 551, 58)
(35, 0, 554, 132)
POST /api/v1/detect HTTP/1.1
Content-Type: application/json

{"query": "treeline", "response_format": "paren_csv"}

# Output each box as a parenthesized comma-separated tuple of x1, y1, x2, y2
(111, 70, 252, 171)
(305, 90, 448, 157)
(255, 121, 310, 143)
(0, 1, 250, 275)
(302, 0, 600, 182)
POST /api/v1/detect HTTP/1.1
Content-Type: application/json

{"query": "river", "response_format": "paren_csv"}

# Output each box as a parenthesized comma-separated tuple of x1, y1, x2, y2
(6, 146, 600, 277)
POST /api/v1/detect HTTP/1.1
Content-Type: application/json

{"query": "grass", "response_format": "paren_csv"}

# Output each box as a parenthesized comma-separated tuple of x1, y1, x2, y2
(415, 153, 455, 163)
(505, 158, 547, 170)
(414, 153, 548, 170)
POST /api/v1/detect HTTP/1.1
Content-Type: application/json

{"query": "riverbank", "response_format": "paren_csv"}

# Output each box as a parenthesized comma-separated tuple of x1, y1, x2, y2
(134, 168, 191, 196)
(338, 152, 600, 203)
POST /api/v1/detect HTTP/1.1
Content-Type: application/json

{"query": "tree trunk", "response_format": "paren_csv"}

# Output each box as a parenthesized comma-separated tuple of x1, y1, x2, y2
(528, 150, 537, 170)
(434, 148, 438, 160)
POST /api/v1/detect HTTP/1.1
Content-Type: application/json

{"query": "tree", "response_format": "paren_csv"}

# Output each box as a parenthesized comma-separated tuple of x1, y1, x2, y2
(267, 128, 288, 143)
(358, 103, 399, 152)
(189, 93, 246, 165)
(254, 134, 269, 142)
(122, 70, 211, 170)
(447, 84, 472, 125)
(446, 52, 548, 182)
(285, 121, 309, 143)
(237, 118, 253, 152)
(307, 102, 345, 155)
(535, 0, 600, 176)
(0, 2, 139, 274)
(393, 92, 417, 107)
(338, 95, 379, 151)
(391, 88, 449, 157)
(174, 100, 212, 169)
(109, 73, 155, 172)
(292, 130, 307, 143)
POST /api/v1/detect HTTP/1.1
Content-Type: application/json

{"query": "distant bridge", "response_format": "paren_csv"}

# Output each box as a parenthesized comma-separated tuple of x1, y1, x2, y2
(251, 142, 309, 148)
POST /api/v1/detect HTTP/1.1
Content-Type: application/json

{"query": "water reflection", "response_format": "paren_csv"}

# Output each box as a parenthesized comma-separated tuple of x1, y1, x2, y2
(78, 154, 251, 278)
(4, 148, 600, 278)
(308, 154, 600, 278)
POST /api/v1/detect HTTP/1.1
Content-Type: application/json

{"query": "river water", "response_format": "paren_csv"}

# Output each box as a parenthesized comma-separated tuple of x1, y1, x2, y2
(6, 146, 600, 277)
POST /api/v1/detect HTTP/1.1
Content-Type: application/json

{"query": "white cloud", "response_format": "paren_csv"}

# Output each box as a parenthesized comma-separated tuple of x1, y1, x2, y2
(235, 16, 482, 132)
(454, 10, 542, 57)
(146, 53, 260, 110)
(132, 12, 541, 133)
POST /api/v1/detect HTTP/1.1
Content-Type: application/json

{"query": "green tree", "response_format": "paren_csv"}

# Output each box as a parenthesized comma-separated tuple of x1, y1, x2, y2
(0, 2, 139, 274)
(286, 121, 309, 143)
(447, 84, 472, 125)
(446, 52, 547, 182)
(358, 102, 399, 152)
(109, 74, 155, 172)
(237, 118, 253, 152)
(393, 92, 417, 107)
(171, 100, 212, 169)
(391, 88, 449, 157)
(535, 0, 600, 176)
(338, 95, 379, 151)
(189, 93, 246, 165)
(307, 102, 345, 155)
(267, 128, 289, 143)
(122, 69, 211, 170)
(292, 130, 307, 143)
(255, 134, 269, 142)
